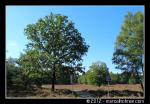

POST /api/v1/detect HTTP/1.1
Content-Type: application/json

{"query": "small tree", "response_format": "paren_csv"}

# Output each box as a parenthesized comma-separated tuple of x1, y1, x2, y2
(6, 57, 19, 86)
(17, 50, 43, 87)
(86, 61, 107, 86)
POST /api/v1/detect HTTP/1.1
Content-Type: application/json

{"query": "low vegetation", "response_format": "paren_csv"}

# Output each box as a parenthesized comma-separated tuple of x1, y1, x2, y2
(7, 84, 143, 98)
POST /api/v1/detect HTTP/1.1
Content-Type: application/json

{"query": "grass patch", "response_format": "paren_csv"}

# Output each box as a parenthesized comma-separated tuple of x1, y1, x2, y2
(86, 89, 143, 98)
(7, 85, 75, 98)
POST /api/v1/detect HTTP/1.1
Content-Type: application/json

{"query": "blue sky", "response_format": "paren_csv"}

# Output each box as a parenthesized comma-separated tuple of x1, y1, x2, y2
(6, 6, 144, 73)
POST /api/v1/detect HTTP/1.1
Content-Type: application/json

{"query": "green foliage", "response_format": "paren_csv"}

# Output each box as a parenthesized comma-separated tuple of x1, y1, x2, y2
(109, 72, 120, 84)
(112, 12, 144, 90)
(7, 13, 88, 89)
(78, 61, 107, 86)
(24, 13, 89, 91)
(112, 12, 144, 72)
(78, 74, 87, 84)
(110, 71, 142, 84)
(42, 70, 52, 84)
(119, 71, 131, 84)
(56, 69, 70, 84)
(86, 70, 97, 85)
(6, 57, 19, 86)
(24, 13, 89, 67)
(128, 74, 136, 84)
(16, 50, 43, 87)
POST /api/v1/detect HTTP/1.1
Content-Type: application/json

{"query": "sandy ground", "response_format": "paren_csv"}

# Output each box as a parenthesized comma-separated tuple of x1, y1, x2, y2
(42, 84, 143, 92)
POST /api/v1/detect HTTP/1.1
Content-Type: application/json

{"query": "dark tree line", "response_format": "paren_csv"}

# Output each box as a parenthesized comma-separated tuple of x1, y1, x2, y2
(77, 61, 143, 86)
(6, 57, 80, 89)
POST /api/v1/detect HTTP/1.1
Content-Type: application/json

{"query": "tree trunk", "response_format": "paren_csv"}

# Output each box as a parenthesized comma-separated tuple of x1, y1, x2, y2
(140, 82, 144, 91)
(141, 64, 144, 92)
(135, 68, 144, 92)
(51, 66, 56, 92)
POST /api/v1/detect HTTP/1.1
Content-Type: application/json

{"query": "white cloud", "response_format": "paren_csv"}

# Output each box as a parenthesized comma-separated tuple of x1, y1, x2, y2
(7, 41, 19, 50)
(6, 41, 21, 58)
(9, 42, 17, 47)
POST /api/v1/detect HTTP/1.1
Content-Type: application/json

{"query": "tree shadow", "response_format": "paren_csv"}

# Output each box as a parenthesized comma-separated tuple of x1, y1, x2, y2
(73, 90, 96, 98)
(82, 89, 143, 98)
(7, 85, 73, 97)
(7, 84, 42, 97)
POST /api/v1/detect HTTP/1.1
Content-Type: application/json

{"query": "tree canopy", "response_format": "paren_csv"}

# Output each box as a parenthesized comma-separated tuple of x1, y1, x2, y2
(78, 61, 108, 86)
(24, 13, 89, 91)
(112, 12, 144, 90)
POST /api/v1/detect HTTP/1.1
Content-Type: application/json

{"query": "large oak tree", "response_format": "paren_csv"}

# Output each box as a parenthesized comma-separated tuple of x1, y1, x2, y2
(24, 13, 89, 91)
